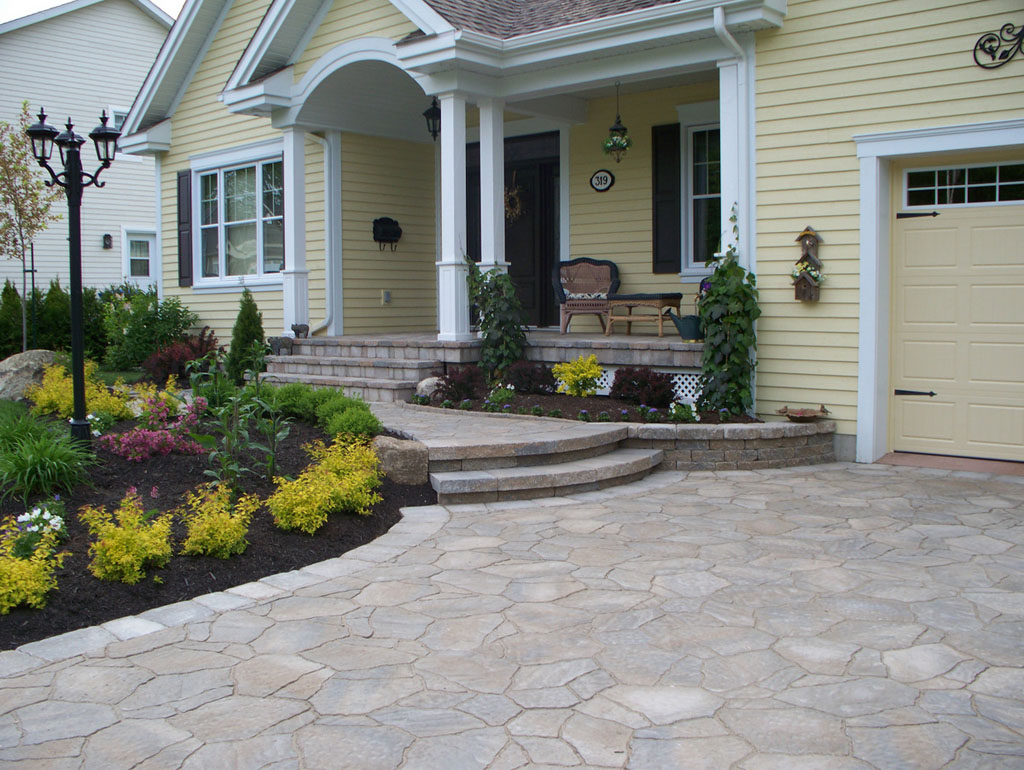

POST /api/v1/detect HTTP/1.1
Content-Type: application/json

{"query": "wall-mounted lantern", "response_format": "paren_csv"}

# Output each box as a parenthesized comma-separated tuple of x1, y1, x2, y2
(102, 233, 112, 249)
(792, 226, 824, 302)
(423, 97, 441, 141)
(373, 217, 402, 251)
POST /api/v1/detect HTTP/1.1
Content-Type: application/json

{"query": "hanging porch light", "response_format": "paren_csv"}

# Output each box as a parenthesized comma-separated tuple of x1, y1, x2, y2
(602, 81, 632, 163)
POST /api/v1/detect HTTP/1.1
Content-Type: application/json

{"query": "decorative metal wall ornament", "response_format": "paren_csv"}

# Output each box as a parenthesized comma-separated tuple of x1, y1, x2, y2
(504, 170, 524, 223)
(602, 81, 632, 163)
(974, 22, 1024, 69)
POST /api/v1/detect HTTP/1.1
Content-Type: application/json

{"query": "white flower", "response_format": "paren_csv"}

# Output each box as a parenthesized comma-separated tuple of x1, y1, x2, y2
(27, 524, 38, 532)
(92, 429, 101, 437)
(41, 511, 51, 520)
(694, 413, 701, 422)
(16, 514, 29, 523)
(49, 521, 60, 531)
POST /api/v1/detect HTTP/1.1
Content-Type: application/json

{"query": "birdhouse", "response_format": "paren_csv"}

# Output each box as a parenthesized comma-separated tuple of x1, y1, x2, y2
(793, 271, 820, 302)
(795, 226, 822, 269)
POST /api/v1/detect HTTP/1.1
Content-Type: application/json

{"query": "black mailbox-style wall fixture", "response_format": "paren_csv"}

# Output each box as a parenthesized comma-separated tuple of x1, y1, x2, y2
(373, 217, 402, 251)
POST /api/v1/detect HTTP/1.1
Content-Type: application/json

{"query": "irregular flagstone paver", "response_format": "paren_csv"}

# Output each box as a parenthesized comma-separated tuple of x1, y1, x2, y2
(1, 463, 1023, 767)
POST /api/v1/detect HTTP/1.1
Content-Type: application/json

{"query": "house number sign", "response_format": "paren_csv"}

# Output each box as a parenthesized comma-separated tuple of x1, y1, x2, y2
(590, 169, 615, 192)
(974, 22, 1024, 69)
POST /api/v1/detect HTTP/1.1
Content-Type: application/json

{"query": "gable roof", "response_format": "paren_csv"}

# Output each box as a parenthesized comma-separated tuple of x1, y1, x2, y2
(0, 0, 172, 35)
(423, 0, 681, 38)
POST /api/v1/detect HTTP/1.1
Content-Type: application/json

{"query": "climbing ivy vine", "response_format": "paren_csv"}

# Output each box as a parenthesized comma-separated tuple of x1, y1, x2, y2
(696, 207, 761, 416)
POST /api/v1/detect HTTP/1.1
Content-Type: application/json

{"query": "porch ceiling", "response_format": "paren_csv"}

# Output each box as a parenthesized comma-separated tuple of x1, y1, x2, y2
(294, 60, 431, 142)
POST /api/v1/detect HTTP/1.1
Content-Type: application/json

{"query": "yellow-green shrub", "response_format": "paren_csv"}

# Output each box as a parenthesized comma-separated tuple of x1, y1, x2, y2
(79, 490, 172, 584)
(133, 378, 183, 420)
(180, 483, 259, 558)
(25, 361, 132, 422)
(0, 522, 66, 614)
(267, 439, 382, 535)
(552, 354, 603, 397)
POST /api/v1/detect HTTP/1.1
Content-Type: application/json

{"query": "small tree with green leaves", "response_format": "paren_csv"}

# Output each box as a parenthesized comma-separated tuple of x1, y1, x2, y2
(696, 206, 761, 416)
(225, 288, 265, 385)
(465, 256, 527, 382)
(0, 102, 62, 352)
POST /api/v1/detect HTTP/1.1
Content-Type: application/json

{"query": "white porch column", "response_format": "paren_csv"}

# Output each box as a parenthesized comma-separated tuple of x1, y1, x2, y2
(436, 92, 472, 341)
(478, 97, 507, 270)
(717, 50, 754, 270)
(281, 127, 309, 335)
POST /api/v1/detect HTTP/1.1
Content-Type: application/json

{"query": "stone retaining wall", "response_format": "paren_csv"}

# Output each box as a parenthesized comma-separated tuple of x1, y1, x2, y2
(626, 420, 836, 471)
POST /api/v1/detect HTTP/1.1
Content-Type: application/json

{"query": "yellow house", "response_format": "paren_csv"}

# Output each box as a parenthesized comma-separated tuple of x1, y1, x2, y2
(120, 0, 1024, 465)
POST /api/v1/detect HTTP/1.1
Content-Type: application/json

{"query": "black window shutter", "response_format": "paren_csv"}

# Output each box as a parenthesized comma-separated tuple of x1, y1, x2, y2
(652, 123, 681, 274)
(176, 170, 193, 287)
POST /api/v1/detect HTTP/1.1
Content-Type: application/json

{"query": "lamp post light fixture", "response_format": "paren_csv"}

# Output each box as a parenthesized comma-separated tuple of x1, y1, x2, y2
(26, 108, 120, 444)
(423, 97, 441, 141)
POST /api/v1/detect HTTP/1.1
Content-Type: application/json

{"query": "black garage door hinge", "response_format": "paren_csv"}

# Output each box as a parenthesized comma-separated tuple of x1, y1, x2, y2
(896, 211, 940, 219)
(894, 389, 937, 397)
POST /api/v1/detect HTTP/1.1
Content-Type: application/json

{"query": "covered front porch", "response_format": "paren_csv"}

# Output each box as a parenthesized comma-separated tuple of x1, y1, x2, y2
(219, 0, 780, 342)
(264, 330, 703, 403)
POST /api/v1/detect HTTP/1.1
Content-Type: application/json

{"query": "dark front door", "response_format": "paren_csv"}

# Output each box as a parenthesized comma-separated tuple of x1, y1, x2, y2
(468, 132, 559, 327)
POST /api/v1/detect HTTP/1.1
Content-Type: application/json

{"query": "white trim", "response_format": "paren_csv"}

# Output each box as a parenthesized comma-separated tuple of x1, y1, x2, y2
(281, 127, 308, 335)
(121, 0, 231, 138)
(478, 97, 507, 270)
(189, 139, 284, 170)
(387, 0, 453, 36)
(853, 118, 1024, 463)
(191, 149, 286, 289)
(0, 0, 171, 35)
(119, 119, 171, 155)
(676, 99, 720, 278)
(154, 154, 163, 298)
(227, 0, 303, 92)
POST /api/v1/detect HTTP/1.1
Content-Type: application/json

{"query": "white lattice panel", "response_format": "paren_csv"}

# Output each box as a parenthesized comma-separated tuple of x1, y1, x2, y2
(561, 366, 701, 404)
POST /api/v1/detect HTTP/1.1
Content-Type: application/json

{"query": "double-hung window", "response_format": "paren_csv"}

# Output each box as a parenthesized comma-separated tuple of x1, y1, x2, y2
(688, 125, 721, 269)
(195, 156, 284, 284)
(653, 101, 721, 276)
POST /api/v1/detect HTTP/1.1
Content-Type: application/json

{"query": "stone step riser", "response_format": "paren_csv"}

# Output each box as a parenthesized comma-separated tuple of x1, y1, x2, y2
(259, 372, 416, 403)
(428, 440, 619, 473)
(288, 342, 477, 363)
(431, 447, 663, 505)
(267, 361, 437, 381)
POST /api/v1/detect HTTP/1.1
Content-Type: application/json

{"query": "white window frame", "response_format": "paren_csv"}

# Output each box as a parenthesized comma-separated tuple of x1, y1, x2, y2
(190, 141, 285, 289)
(676, 100, 720, 278)
(903, 159, 1024, 209)
(121, 228, 156, 287)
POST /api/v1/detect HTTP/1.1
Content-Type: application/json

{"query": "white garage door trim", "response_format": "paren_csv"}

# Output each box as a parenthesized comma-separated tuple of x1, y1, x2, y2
(853, 118, 1024, 463)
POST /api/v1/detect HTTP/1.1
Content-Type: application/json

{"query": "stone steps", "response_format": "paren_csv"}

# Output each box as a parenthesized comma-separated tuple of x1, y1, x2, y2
(259, 371, 418, 403)
(425, 425, 629, 472)
(431, 447, 664, 504)
(269, 355, 439, 381)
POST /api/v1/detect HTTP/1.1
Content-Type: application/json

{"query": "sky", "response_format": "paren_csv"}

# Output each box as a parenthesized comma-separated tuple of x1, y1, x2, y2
(0, 0, 185, 25)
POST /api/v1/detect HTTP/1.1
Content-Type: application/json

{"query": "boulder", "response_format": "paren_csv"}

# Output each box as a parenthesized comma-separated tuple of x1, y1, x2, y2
(416, 376, 442, 398)
(0, 349, 60, 401)
(372, 435, 429, 486)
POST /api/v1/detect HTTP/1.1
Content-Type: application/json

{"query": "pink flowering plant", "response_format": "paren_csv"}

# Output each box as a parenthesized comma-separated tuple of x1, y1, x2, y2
(99, 397, 208, 462)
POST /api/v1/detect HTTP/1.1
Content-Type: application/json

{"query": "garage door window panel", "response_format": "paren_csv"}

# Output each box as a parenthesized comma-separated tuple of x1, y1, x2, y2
(906, 162, 1024, 207)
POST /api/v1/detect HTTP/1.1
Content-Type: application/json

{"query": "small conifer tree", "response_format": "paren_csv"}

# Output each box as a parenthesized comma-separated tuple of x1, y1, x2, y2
(225, 288, 265, 385)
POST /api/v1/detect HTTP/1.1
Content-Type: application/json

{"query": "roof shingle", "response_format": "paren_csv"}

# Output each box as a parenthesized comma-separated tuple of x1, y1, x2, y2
(423, 0, 682, 38)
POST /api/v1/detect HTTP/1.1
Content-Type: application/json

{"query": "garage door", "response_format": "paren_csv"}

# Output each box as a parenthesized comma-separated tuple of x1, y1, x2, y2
(891, 159, 1024, 462)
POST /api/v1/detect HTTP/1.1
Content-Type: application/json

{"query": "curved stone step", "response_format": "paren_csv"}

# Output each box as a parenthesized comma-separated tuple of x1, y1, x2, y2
(431, 447, 664, 504)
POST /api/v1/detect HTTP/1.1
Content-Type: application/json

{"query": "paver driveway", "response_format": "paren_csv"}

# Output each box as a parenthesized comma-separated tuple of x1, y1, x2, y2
(1, 463, 1022, 768)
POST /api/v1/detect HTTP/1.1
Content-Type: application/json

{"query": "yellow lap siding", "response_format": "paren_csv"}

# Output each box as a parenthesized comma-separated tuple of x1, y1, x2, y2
(340, 133, 436, 334)
(293, 0, 418, 80)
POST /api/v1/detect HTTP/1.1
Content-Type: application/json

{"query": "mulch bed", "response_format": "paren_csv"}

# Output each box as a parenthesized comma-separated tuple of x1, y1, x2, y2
(0, 421, 436, 652)
(423, 392, 760, 424)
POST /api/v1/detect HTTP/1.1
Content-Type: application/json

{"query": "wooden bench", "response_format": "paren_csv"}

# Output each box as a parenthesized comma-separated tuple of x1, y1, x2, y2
(605, 293, 683, 336)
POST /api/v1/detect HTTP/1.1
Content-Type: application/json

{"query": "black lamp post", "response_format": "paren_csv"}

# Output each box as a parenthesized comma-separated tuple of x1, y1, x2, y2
(26, 108, 120, 445)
